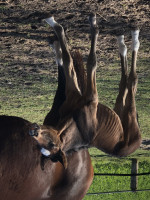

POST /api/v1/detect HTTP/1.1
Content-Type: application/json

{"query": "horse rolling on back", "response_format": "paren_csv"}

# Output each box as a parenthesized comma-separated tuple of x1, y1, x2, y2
(41, 13, 141, 157)
(0, 13, 142, 200)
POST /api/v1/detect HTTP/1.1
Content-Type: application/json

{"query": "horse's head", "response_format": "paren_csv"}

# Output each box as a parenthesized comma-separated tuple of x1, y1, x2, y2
(29, 123, 67, 168)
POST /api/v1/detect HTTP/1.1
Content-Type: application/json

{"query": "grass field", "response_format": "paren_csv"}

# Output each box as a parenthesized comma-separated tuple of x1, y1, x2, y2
(83, 149, 150, 199)
(0, 3, 150, 198)
(1, 40, 150, 134)
(1, 45, 149, 199)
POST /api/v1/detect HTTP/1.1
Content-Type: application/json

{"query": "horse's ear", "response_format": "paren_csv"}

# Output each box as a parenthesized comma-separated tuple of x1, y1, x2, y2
(51, 149, 68, 169)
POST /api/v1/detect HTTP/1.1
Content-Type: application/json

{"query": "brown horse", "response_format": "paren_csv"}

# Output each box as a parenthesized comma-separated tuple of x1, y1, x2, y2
(0, 15, 95, 200)
(0, 115, 93, 200)
(38, 13, 141, 157)
(0, 13, 141, 200)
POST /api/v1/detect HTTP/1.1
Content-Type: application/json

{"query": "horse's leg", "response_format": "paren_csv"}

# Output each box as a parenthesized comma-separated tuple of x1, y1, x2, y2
(114, 30, 141, 155)
(93, 30, 141, 156)
(86, 13, 99, 105)
(44, 16, 81, 95)
(44, 40, 66, 126)
(114, 34, 128, 121)
(122, 30, 141, 138)
(125, 30, 140, 109)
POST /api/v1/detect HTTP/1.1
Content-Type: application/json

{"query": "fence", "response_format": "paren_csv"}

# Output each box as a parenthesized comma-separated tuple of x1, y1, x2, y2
(86, 158, 150, 196)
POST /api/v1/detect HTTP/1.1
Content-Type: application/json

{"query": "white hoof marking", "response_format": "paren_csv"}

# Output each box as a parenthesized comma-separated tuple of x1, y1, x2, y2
(52, 41, 63, 66)
(56, 58, 63, 66)
(117, 35, 127, 57)
(45, 16, 57, 27)
(131, 30, 140, 52)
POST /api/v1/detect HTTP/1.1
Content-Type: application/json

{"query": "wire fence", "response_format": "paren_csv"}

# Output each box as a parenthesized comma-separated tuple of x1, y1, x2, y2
(87, 189, 150, 196)
(86, 158, 150, 196)
(94, 172, 150, 176)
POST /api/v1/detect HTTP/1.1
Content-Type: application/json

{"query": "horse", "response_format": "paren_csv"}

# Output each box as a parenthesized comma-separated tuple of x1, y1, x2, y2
(0, 13, 141, 200)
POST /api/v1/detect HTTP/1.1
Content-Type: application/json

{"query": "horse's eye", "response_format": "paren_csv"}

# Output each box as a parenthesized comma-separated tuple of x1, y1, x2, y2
(29, 129, 38, 137)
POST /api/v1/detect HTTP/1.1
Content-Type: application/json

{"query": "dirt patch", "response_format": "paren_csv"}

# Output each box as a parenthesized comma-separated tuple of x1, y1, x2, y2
(0, 0, 149, 72)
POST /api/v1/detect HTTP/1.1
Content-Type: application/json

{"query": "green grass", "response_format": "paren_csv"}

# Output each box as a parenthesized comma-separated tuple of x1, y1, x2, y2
(84, 192, 150, 200)
(83, 156, 150, 200)
(1, 57, 149, 200)
(1, 56, 149, 136)
(0, 34, 149, 200)
(0, 72, 56, 123)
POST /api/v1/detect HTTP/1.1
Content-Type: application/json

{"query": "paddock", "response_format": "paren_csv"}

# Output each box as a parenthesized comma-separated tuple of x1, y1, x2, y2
(0, 1, 149, 200)
(85, 155, 150, 200)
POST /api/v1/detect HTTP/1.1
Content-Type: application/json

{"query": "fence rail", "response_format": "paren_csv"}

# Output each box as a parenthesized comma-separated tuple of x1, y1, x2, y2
(87, 189, 150, 195)
(86, 158, 150, 196)
(94, 172, 150, 176)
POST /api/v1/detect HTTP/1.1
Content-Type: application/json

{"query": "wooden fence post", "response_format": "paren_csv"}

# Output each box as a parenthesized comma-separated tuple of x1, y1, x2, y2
(130, 158, 138, 192)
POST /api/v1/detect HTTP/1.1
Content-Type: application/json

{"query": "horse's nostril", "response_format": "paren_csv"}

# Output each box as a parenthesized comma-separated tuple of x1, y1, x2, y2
(48, 143, 55, 149)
